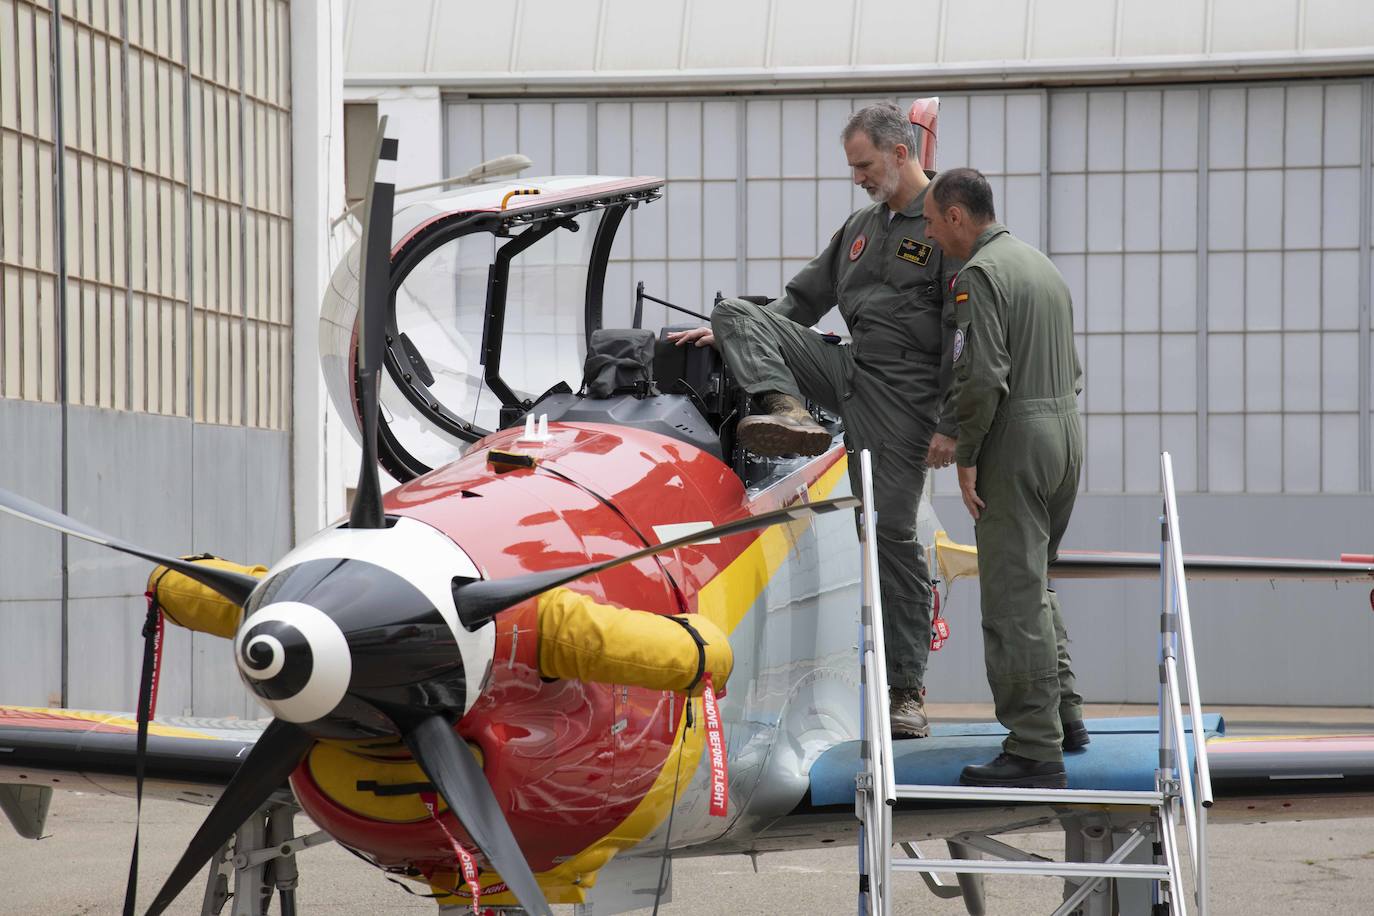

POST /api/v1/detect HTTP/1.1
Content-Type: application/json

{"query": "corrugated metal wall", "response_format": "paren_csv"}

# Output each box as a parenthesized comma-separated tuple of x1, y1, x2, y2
(446, 80, 1374, 705)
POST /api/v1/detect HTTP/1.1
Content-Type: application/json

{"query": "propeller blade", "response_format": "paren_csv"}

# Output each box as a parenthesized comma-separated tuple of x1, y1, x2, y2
(0, 487, 259, 606)
(350, 115, 398, 531)
(403, 715, 553, 916)
(144, 719, 312, 916)
(454, 494, 860, 629)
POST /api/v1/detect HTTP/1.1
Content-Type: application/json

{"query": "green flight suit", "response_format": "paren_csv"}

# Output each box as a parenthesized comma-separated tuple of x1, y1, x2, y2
(952, 223, 1084, 763)
(712, 178, 959, 692)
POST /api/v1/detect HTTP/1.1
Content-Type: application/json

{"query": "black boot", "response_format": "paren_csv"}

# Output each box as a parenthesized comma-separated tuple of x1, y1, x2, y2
(1062, 719, 1090, 751)
(959, 752, 1067, 789)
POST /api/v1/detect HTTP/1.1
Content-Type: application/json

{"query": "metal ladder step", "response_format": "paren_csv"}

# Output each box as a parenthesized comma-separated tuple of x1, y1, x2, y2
(891, 858, 1172, 881)
(893, 784, 1165, 807)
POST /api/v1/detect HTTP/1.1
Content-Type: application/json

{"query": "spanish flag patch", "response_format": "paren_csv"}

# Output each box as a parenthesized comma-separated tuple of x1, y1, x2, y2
(955, 292, 969, 303)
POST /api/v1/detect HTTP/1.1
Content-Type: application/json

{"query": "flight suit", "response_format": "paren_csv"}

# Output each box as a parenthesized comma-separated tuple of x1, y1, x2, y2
(713, 179, 958, 693)
(952, 223, 1084, 763)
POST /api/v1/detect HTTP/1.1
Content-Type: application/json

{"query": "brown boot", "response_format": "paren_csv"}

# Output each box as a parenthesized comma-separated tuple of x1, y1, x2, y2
(889, 687, 930, 739)
(736, 392, 831, 457)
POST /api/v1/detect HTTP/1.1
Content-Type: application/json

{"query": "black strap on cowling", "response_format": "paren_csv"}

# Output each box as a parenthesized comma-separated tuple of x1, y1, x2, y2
(665, 615, 709, 694)
(122, 552, 215, 915)
(121, 598, 162, 916)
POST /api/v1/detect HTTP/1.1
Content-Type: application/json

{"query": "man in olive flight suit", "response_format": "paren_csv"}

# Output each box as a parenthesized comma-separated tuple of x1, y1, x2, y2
(670, 102, 959, 739)
(922, 167, 1086, 788)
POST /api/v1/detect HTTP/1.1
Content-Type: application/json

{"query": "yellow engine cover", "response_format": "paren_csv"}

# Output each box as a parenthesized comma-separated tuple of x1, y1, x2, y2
(147, 558, 267, 639)
(536, 587, 733, 695)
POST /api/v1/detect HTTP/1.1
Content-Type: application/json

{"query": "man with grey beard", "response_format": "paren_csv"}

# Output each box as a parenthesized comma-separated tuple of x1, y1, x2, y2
(669, 101, 958, 738)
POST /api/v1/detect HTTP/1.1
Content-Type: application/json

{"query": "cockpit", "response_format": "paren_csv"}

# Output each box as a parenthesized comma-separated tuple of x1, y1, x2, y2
(320, 175, 835, 488)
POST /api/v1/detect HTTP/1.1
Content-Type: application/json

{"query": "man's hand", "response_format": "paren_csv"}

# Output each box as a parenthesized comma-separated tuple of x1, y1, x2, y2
(925, 433, 957, 469)
(666, 326, 716, 348)
(958, 464, 985, 521)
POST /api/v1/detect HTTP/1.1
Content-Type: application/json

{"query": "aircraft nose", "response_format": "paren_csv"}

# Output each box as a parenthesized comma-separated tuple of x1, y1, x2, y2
(234, 601, 352, 723)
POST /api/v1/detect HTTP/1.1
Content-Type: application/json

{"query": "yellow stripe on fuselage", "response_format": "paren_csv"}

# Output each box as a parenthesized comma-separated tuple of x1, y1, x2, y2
(435, 455, 850, 905)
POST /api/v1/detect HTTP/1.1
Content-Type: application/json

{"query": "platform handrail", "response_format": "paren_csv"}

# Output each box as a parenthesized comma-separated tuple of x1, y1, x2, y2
(1159, 451, 1211, 914)
(856, 449, 893, 916)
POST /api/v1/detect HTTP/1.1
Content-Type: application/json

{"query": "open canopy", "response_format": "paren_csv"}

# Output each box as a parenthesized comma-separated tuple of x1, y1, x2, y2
(320, 175, 665, 481)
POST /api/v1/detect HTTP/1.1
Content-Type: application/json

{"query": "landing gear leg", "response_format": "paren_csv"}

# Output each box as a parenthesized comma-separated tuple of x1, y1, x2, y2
(195, 799, 332, 916)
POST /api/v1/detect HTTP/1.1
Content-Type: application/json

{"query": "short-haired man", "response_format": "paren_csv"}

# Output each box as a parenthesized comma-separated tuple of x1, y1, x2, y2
(670, 101, 959, 739)
(922, 167, 1087, 788)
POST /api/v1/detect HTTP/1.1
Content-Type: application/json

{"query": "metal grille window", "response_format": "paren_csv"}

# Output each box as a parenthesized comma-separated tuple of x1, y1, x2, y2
(0, 0, 292, 431)
(188, 0, 292, 429)
(1, 0, 60, 403)
(446, 80, 1373, 495)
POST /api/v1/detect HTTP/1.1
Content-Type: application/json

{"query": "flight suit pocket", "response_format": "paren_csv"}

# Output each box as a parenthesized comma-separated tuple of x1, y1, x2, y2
(897, 280, 944, 356)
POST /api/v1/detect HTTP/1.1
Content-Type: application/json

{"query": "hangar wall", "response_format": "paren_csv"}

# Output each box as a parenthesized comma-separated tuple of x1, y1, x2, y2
(435, 82, 1374, 706)
(0, 0, 297, 717)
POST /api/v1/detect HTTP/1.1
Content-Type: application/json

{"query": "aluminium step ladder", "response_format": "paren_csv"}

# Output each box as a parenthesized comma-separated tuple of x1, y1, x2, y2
(853, 450, 1211, 916)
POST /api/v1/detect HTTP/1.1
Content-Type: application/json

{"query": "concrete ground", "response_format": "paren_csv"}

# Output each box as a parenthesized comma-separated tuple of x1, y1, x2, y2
(2, 705, 1373, 915)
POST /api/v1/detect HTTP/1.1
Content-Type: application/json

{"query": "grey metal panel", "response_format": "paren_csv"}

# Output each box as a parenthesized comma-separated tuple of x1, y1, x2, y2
(931, 493, 1374, 705)
(781, 181, 817, 260)
(243, 427, 294, 562)
(1208, 414, 1246, 491)
(1283, 413, 1322, 491)
(1123, 416, 1162, 493)
(1123, 254, 1160, 331)
(667, 182, 703, 261)
(1086, 254, 1123, 332)
(1323, 84, 1364, 166)
(1322, 414, 1360, 490)
(0, 600, 63, 707)
(1246, 254, 1282, 329)
(65, 594, 143, 713)
(1207, 252, 1245, 330)
(191, 425, 251, 562)
(0, 400, 63, 601)
(1323, 249, 1361, 329)
(192, 629, 257, 719)
(1161, 335, 1198, 411)
(1324, 332, 1361, 410)
(1245, 414, 1283, 492)
(1323, 167, 1362, 246)
(64, 407, 194, 602)
(1122, 335, 1159, 412)
(553, 102, 590, 174)
(1245, 334, 1282, 410)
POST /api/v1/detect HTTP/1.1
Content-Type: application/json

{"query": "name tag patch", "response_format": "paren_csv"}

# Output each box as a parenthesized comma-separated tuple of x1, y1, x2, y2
(897, 238, 932, 265)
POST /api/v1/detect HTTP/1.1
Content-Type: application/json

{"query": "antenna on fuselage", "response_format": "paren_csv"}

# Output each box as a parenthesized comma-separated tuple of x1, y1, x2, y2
(350, 116, 397, 530)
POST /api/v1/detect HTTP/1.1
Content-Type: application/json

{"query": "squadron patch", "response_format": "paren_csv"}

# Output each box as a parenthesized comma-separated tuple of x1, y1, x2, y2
(849, 234, 867, 261)
(953, 328, 966, 362)
(896, 238, 932, 265)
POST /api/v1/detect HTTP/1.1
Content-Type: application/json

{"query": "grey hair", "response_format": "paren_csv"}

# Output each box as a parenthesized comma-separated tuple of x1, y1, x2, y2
(841, 102, 917, 154)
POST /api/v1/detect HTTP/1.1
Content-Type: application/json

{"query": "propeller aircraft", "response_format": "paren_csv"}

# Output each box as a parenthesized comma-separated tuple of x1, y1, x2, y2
(3, 118, 1374, 916)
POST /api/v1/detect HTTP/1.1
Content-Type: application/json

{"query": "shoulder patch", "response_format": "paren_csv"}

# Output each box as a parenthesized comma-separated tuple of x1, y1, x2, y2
(896, 238, 932, 265)
(955, 292, 969, 303)
(953, 328, 966, 362)
(849, 234, 867, 261)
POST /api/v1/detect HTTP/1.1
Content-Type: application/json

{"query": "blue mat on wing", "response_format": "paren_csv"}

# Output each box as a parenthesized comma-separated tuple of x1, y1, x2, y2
(808, 715, 1225, 807)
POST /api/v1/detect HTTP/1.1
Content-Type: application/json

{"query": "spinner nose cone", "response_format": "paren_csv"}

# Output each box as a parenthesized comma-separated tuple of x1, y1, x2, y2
(234, 601, 352, 724)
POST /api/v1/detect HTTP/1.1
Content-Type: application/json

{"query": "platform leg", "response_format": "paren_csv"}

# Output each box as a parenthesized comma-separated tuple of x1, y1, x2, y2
(945, 838, 987, 916)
